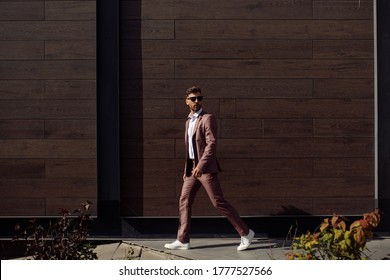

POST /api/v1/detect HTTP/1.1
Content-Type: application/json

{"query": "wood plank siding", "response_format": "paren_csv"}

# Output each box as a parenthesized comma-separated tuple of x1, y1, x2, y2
(119, 0, 375, 217)
(0, 1, 97, 216)
(0, 0, 374, 218)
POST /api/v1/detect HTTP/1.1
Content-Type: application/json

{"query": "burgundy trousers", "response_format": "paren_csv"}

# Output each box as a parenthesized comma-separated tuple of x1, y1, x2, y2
(177, 172, 249, 243)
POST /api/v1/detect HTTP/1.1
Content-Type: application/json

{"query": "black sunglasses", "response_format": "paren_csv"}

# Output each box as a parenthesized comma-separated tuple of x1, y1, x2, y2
(187, 96, 203, 102)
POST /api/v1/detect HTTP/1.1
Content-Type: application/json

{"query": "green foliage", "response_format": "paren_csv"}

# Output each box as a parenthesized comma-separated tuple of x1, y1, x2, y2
(14, 201, 97, 260)
(287, 209, 381, 260)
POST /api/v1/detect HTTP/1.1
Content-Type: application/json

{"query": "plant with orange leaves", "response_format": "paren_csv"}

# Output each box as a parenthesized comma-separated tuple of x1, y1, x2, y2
(287, 209, 381, 260)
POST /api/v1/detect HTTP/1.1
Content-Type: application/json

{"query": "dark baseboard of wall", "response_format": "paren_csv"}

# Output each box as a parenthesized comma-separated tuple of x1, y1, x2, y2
(1, 214, 388, 241)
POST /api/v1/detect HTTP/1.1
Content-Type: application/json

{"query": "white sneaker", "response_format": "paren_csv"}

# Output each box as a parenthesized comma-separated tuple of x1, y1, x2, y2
(237, 229, 255, 251)
(164, 240, 190, 250)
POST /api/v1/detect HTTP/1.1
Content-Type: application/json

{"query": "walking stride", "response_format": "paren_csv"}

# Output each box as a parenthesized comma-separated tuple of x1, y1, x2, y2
(165, 86, 255, 251)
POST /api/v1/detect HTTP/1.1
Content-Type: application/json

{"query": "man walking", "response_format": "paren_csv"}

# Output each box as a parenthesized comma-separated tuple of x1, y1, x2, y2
(164, 86, 255, 251)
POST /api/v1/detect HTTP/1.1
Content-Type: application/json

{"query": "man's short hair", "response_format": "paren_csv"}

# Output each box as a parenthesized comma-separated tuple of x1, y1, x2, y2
(186, 86, 202, 96)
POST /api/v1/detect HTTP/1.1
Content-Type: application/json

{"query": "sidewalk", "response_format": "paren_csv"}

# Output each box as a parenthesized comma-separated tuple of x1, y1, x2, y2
(94, 235, 390, 260)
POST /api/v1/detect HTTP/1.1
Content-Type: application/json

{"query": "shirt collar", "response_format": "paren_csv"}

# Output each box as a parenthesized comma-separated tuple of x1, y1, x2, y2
(188, 108, 203, 119)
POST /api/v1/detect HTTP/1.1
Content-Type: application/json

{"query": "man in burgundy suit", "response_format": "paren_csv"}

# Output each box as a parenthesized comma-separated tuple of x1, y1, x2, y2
(165, 86, 254, 251)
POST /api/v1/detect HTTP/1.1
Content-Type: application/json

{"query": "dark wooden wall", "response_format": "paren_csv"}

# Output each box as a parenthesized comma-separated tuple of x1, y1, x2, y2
(0, 0, 374, 218)
(0, 1, 97, 216)
(120, 0, 375, 217)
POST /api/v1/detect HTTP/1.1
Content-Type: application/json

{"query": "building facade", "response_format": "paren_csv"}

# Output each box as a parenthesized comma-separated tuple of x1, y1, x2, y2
(1, 0, 389, 234)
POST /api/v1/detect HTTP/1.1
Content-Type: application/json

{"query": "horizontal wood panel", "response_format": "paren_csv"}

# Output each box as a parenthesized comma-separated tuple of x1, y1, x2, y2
(45, 40, 96, 59)
(122, 39, 312, 59)
(220, 119, 263, 139)
(0, 120, 44, 139)
(0, 139, 96, 158)
(218, 177, 374, 198)
(121, 99, 175, 119)
(313, 1, 373, 19)
(121, 78, 373, 100)
(120, 180, 143, 199)
(44, 119, 96, 138)
(312, 198, 375, 215)
(175, 59, 373, 79)
(236, 99, 373, 119)
(313, 40, 373, 59)
(121, 59, 174, 79)
(45, 80, 96, 99)
(0, 41, 44, 60)
(120, 159, 182, 178)
(0, 21, 95, 40)
(122, 177, 176, 198)
(314, 119, 374, 137)
(0, 60, 95, 79)
(141, 139, 176, 158)
(220, 158, 314, 178)
(0, 179, 97, 198)
(122, 162, 373, 198)
(120, 197, 177, 216)
(223, 198, 312, 216)
(120, 79, 313, 99)
(264, 119, 313, 138)
(120, 20, 174, 40)
(213, 138, 374, 158)
(175, 137, 374, 159)
(0, 2, 43, 20)
(171, 177, 374, 200)
(45, 1, 96, 20)
(120, 0, 313, 20)
(121, 139, 175, 159)
(219, 99, 236, 118)
(45, 159, 97, 178)
(313, 78, 374, 98)
(314, 158, 374, 177)
(121, 119, 183, 139)
(0, 100, 95, 119)
(143, 176, 176, 198)
(0, 198, 45, 216)
(0, 159, 45, 179)
(175, 20, 373, 40)
(0, 80, 44, 99)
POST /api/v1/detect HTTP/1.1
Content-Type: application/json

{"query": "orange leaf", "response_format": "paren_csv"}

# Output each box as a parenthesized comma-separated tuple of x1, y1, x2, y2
(339, 220, 346, 231)
(320, 222, 329, 232)
(331, 216, 339, 227)
(359, 219, 369, 229)
(350, 220, 361, 230)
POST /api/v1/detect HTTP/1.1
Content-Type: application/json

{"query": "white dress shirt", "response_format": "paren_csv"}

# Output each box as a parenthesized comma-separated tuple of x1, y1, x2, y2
(187, 109, 202, 159)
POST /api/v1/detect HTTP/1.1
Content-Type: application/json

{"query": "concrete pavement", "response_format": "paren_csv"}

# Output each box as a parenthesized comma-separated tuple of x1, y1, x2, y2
(94, 235, 390, 260)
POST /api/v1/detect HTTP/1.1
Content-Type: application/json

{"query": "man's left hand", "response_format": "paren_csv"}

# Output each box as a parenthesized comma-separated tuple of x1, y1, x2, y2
(192, 167, 203, 177)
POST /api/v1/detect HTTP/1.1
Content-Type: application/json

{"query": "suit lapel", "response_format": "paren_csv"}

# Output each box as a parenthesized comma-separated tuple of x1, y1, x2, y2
(192, 110, 205, 137)
(185, 118, 190, 144)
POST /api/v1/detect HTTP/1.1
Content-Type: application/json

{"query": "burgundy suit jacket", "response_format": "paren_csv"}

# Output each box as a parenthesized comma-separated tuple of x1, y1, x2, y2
(184, 110, 222, 176)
